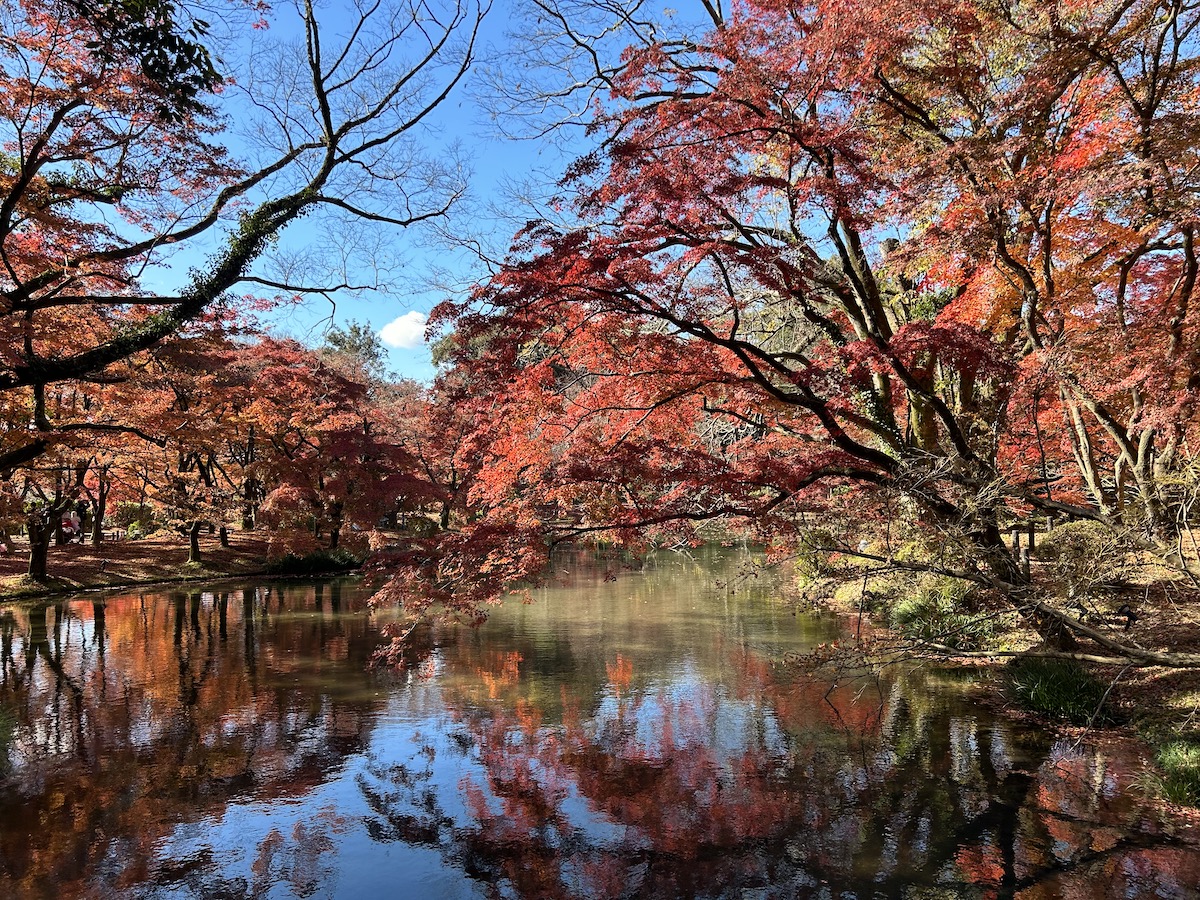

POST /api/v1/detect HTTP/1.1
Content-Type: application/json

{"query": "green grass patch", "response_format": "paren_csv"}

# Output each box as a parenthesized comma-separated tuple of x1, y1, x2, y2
(1154, 738, 1200, 806)
(889, 577, 997, 650)
(1007, 657, 1109, 724)
(266, 548, 361, 576)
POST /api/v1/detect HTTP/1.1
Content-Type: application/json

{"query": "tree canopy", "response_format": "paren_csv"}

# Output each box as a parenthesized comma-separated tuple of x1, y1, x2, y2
(404, 0, 1200, 667)
(7, 0, 1200, 671)
(0, 0, 483, 575)
(0, 0, 482, 470)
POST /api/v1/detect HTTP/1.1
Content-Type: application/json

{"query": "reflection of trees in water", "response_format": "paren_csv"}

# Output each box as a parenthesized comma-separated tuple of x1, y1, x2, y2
(0, 582, 383, 900)
(359, 645, 1200, 900)
(139, 808, 350, 900)
(1, 572, 1197, 900)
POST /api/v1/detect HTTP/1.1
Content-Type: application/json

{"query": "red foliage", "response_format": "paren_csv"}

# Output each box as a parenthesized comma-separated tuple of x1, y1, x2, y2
(401, 0, 1200, 623)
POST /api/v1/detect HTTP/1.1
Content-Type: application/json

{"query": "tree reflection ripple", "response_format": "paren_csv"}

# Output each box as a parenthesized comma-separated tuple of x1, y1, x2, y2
(0, 554, 1196, 899)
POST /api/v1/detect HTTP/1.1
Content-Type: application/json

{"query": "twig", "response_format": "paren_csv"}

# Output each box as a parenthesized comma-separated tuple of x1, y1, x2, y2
(1074, 663, 1130, 749)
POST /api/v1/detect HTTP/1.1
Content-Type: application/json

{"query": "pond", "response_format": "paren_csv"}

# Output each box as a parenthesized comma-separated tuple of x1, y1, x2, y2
(0, 549, 1197, 899)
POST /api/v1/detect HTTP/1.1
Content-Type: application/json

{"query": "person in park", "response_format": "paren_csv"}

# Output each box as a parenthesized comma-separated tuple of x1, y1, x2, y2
(62, 510, 81, 543)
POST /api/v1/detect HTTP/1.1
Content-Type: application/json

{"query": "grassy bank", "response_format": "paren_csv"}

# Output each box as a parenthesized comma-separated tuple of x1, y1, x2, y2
(798, 557, 1200, 809)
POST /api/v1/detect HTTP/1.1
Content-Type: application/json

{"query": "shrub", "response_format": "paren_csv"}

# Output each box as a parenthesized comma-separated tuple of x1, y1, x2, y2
(111, 502, 157, 532)
(402, 516, 440, 537)
(794, 527, 836, 583)
(888, 576, 996, 650)
(1007, 657, 1109, 724)
(1036, 521, 1129, 598)
(265, 548, 362, 576)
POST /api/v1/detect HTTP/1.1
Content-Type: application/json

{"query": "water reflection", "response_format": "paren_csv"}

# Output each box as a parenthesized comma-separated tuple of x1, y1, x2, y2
(362, 647, 1200, 899)
(0, 553, 1196, 899)
(0, 581, 387, 899)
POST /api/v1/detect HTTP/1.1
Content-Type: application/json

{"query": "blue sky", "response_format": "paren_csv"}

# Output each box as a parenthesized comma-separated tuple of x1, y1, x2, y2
(153, 0, 711, 381)
(234, 2, 584, 382)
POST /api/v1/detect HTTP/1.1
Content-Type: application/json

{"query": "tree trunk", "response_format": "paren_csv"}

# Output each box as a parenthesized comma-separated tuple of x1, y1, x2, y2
(219, 525, 229, 547)
(241, 481, 257, 530)
(90, 495, 107, 545)
(915, 483, 1075, 650)
(328, 503, 343, 550)
(908, 395, 941, 453)
(188, 521, 202, 563)
(27, 513, 53, 580)
(971, 516, 1078, 650)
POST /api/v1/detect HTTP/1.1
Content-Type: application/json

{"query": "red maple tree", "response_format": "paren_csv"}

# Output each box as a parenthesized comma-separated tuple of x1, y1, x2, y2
(418, 0, 1200, 663)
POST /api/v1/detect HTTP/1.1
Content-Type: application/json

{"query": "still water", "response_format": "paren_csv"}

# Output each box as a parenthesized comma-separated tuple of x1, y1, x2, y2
(0, 550, 1198, 899)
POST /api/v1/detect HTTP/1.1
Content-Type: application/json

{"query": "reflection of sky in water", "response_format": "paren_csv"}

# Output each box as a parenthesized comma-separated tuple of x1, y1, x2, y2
(150, 623, 867, 896)
(0, 556, 1198, 898)
(154, 694, 495, 899)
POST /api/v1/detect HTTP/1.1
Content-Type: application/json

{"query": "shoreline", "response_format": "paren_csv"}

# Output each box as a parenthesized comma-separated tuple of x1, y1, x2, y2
(798, 567, 1200, 812)
(0, 533, 362, 604)
(0, 568, 367, 604)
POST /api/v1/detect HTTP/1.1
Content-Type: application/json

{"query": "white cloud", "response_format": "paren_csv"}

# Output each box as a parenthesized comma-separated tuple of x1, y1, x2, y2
(379, 311, 428, 349)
